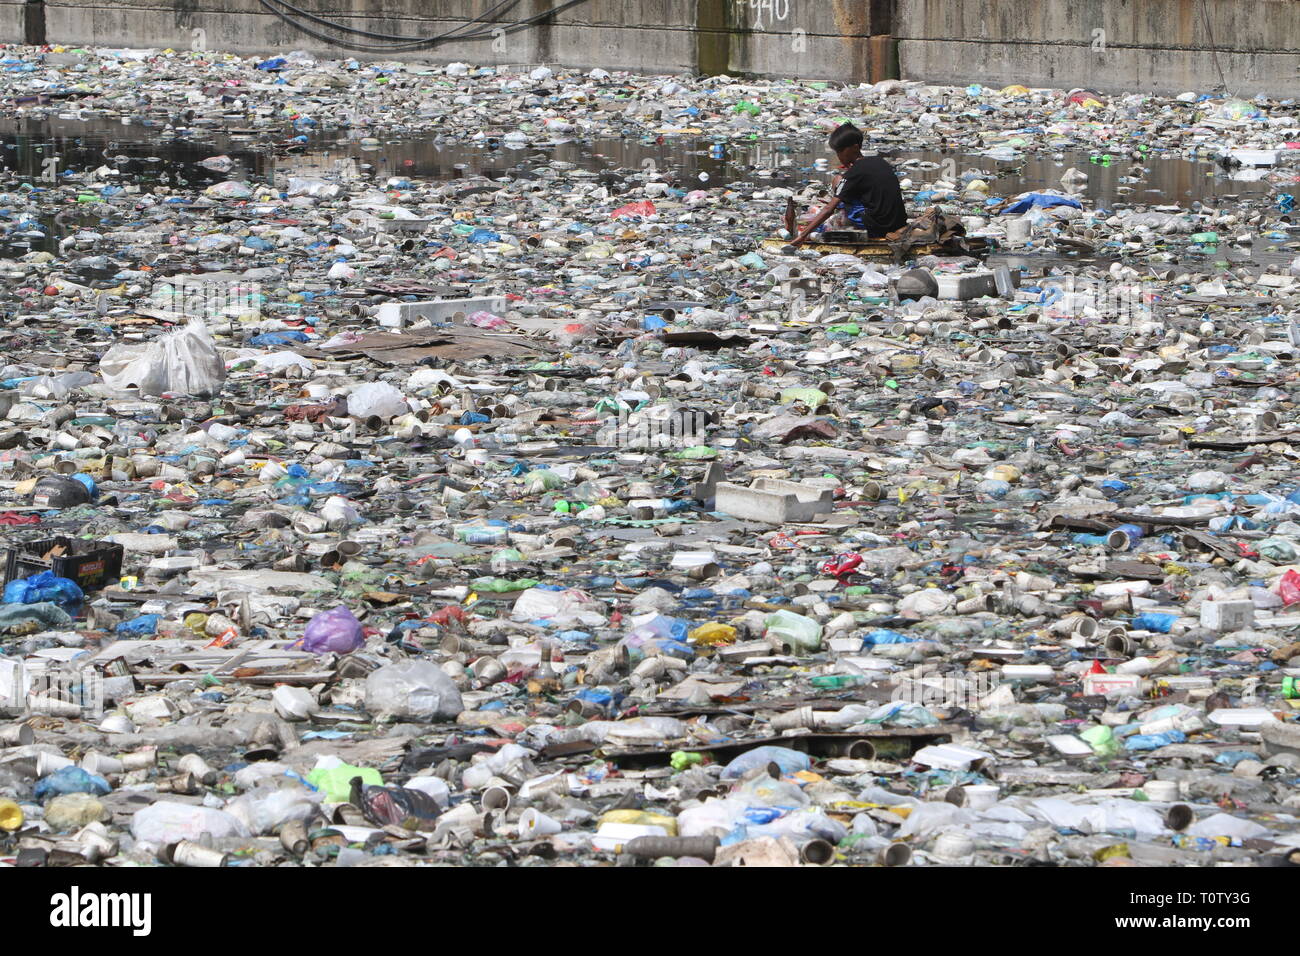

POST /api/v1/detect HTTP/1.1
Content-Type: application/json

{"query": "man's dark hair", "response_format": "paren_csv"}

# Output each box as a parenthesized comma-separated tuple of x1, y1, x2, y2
(828, 123, 864, 151)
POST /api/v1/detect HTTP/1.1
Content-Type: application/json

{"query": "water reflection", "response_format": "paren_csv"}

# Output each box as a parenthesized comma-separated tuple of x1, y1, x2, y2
(0, 112, 1290, 267)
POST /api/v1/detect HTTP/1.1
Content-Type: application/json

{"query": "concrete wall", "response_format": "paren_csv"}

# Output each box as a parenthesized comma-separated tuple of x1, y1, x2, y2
(25, 0, 890, 82)
(0, 0, 31, 42)
(895, 0, 1300, 97)
(9, 0, 1300, 96)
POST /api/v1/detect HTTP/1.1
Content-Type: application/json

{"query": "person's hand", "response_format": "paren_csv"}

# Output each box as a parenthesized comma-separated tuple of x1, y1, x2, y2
(789, 234, 806, 247)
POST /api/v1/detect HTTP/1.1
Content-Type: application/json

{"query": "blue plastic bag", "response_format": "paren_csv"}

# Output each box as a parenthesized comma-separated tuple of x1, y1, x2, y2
(249, 331, 309, 347)
(3, 571, 83, 606)
(862, 628, 913, 646)
(1213, 750, 1260, 767)
(116, 613, 160, 635)
(1131, 612, 1177, 633)
(35, 766, 111, 800)
(721, 745, 811, 779)
(570, 687, 619, 716)
(999, 193, 1084, 216)
(1125, 730, 1187, 751)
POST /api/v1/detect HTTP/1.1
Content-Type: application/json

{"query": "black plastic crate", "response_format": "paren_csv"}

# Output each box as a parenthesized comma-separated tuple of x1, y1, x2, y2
(3, 537, 125, 591)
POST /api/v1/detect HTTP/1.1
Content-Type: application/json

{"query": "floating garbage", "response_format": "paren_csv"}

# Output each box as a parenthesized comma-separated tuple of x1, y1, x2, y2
(0, 44, 1296, 875)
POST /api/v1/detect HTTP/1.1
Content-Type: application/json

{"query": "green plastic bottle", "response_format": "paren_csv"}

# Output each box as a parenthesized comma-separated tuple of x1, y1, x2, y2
(810, 674, 865, 690)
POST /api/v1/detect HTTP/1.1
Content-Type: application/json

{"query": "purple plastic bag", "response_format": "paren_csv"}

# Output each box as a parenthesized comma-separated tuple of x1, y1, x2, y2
(302, 606, 365, 654)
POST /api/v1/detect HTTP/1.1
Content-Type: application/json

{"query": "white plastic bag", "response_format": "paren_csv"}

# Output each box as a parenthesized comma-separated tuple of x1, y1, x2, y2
(404, 775, 452, 808)
(1029, 797, 1168, 837)
(287, 177, 341, 199)
(1186, 813, 1271, 840)
(747, 808, 847, 844)
(130, 801, 249, 844)
(677, 797, 750, 837)
(579, 716, 686, 747)
(233, 762, 293, 790)
(511, 587, 606, 627)
(319, 495, 362, 528)
(204, 180, 252, 199)
(224, 782, 322, 835)
(347, 381, 408, 419)
(99, 319, 226, 397)
(20, 371, 96, 399)
(896, 802, 975, 839)
(365, 659, 464, 720)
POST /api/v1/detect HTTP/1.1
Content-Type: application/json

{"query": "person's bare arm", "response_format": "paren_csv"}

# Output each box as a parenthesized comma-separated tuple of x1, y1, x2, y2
(791, 195, 841, 246)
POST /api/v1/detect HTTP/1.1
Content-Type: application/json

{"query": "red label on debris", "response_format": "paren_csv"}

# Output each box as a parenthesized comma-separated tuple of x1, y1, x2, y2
(206, 627, 238, 648)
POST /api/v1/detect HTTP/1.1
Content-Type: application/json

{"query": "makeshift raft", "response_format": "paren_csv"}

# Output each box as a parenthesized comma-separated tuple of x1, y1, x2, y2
(761, 229, 991, 262)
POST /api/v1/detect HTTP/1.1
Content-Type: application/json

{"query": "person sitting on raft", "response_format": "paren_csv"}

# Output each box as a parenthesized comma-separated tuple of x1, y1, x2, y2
(786, 122, 908, 246)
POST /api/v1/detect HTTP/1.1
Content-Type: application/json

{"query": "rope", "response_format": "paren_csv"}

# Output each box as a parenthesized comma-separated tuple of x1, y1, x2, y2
(256, 0, 592, 55)
(1197, 0, 1230, 95)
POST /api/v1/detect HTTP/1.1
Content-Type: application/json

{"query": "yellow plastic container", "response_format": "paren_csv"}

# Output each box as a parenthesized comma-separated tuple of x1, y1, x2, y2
(0, 799, 24, 831)
(598, 809, 677, 836)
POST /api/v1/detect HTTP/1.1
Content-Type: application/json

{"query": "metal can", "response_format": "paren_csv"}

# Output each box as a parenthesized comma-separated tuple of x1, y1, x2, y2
(280, 820, 309, 856)
(163, 840, 227, 867)
(1106, 523, 1145, 551)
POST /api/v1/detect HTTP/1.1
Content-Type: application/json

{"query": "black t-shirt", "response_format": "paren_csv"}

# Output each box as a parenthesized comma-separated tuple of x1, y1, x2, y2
(834, 155, 908, 236)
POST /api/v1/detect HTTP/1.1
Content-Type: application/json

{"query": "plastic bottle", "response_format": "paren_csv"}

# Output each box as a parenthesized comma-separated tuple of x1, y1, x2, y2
(457, 525, 509, 545)
(810, 673, 866, 690)
(625, 835, 718, 860)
